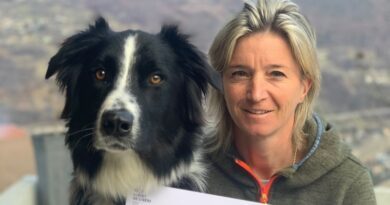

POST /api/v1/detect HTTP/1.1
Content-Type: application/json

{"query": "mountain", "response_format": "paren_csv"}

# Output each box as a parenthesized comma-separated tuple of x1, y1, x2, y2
(296, 0, 390, 55)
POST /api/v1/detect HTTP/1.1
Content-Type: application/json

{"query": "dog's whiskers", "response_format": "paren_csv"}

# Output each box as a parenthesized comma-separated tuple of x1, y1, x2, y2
(72, 132, 95, 149)
(67, 124, 95, 138)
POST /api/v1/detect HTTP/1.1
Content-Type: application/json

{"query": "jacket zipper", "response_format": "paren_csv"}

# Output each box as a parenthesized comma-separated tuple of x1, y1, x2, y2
(235, 158, 277, 204)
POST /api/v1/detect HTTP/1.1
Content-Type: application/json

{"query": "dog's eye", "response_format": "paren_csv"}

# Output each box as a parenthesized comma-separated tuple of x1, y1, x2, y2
(95, 69, 106, 81)
(148, 74, 163, 85)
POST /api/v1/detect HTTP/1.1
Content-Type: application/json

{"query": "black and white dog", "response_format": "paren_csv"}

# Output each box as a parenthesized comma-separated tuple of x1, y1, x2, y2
(45, 17, 220, 205)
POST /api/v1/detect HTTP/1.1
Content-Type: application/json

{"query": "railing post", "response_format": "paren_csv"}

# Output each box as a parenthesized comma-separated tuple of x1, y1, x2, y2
(32, 128, 71, 205)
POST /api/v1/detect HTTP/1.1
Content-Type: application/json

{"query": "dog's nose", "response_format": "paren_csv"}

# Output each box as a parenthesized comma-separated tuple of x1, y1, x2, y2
(101, 110, 133, 137)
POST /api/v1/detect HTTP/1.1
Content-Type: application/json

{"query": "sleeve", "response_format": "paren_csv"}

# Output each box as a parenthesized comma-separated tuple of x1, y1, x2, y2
(343, 170, 377, 205)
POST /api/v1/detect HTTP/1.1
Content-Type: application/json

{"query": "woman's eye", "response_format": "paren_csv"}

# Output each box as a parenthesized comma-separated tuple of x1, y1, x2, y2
(95, 69, 106, 81)
(270, 71, 286, 78)
(148, 74, 163, 85)
(231, 70, 250, 79)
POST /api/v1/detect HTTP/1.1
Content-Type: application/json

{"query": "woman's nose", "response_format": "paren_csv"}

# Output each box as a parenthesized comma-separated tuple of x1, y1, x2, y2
(246, 77, 268, 102)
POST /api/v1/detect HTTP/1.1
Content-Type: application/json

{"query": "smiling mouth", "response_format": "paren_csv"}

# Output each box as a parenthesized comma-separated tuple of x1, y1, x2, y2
(244, 109, 273, 114)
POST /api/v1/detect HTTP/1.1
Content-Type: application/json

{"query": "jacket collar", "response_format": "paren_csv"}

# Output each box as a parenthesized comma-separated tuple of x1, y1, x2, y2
(280, 114, 351, 187)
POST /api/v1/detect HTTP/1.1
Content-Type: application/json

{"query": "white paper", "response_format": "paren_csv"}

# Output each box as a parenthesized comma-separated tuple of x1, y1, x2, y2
(126, 186, 266, 205)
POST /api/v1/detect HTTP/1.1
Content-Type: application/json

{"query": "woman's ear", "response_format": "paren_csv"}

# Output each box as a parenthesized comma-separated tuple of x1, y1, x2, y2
(299, 78, 312, 103)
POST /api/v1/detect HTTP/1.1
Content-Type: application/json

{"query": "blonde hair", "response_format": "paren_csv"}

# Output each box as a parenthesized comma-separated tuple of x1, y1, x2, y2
(206, 0, 320, 153)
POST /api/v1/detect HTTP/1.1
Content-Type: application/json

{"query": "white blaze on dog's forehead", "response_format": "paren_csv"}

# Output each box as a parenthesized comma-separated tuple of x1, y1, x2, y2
(95, 34, 141, 147)
(110, 34, 138, 109)
(100, 34, 137, 109)
(97, 34, 138, 112)
(118, 34, 137, 91)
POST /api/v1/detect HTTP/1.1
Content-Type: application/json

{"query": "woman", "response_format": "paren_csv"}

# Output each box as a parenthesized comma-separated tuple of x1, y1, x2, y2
(205, 0, 376, 204)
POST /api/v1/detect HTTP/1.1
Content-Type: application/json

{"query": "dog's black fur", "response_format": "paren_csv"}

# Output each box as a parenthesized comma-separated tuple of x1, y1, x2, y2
(46, 17, 220, 205)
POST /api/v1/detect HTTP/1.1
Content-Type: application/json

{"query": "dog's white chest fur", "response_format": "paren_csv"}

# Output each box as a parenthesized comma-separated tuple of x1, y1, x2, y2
(77, 149, 207, 200)
(92, 151, 158, 198)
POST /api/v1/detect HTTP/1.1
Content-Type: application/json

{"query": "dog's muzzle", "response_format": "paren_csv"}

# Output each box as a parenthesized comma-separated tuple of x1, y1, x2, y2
(101, 109, 133, 138)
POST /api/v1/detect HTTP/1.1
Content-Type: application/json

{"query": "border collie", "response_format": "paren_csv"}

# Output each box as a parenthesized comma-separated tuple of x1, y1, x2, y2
(45, 17, 221, 205)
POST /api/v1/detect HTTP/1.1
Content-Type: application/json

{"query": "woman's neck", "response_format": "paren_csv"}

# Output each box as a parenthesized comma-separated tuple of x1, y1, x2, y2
(234, 129, 296, 179)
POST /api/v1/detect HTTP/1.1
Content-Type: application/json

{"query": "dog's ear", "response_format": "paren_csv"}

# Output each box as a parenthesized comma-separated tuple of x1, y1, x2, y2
(159, 25, 223, 129)
(45, 17, 110, 80)
(158, 25, 222, 94)
(45, 17, 110, 119)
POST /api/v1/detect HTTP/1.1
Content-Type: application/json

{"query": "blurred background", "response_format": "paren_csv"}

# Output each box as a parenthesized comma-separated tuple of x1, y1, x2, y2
(0, 0, 389, 203)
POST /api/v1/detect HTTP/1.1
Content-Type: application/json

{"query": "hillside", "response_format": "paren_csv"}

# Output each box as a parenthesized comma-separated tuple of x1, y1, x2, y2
(296, 0, 390, 55)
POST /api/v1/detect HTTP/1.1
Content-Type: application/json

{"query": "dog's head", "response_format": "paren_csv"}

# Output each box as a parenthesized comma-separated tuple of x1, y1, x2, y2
(46, 17, 221, 153)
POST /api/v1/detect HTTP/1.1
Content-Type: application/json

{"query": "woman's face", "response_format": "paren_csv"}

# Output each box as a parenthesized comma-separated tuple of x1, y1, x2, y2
(223, 32, 311, 140)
